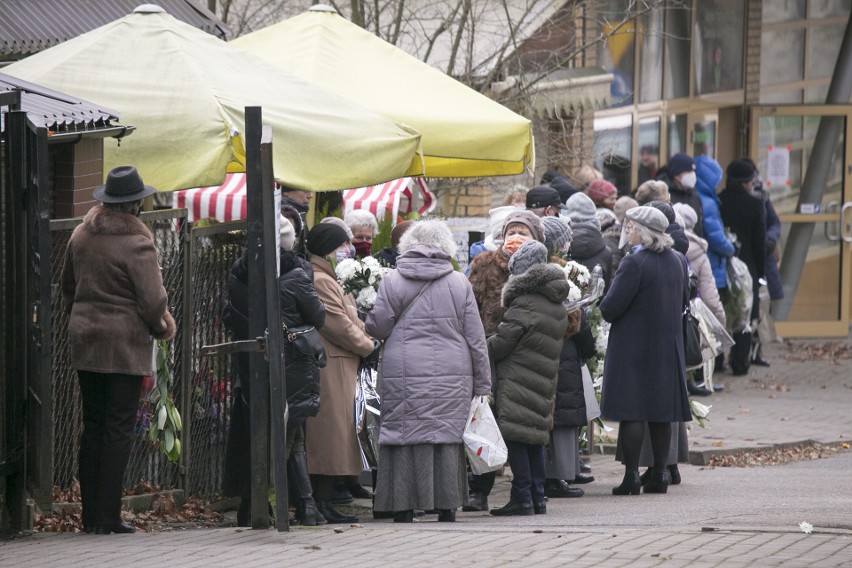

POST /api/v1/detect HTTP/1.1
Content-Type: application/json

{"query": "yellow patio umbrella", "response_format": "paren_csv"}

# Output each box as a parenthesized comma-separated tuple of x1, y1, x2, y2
(4, 5, 423, 192)
(232, 5, 534, 178)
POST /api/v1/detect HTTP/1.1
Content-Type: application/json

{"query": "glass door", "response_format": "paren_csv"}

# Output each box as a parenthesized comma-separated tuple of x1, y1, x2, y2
(750, 105, 852, 337)
(690, 112, 718, 159)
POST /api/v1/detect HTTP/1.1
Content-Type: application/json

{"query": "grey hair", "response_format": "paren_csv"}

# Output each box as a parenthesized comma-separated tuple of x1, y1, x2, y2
(343, 209, 379, 235)
(103, 199, 142, 214)
(633, 222, 673, 252)
(398, 219, 458, 257)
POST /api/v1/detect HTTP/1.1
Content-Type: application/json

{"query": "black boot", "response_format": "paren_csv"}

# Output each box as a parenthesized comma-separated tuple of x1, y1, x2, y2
(393, 510, 414, 523)
(462, 493, 489, 512)
(687, 376, 712, 397)
(316, 501, 358, 524)
(667, 464, 681, 485)
(437, 509, 456, 522)
(639, 468, 651, 487)
(612, 470, 641, 496)
(643, 468, 671, 494)
(288, 452, 322, 526)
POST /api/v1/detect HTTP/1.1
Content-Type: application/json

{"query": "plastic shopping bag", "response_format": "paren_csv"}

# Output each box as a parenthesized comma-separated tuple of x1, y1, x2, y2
(720, 256, 753, 333)
(463, 396, 508, 475)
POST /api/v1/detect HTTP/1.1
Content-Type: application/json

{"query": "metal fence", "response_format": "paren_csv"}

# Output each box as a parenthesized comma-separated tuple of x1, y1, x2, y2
(49, 209, 245, 498)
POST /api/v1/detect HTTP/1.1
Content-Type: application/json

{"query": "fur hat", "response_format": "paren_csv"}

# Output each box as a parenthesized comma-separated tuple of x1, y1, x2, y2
(587, 179, 617, 206)
(319, 216, 354, 240)
(306, 223, 349, 257)
(398, 219, 457, 257)
(565, 192, 600, 229)
(668, 152, 696, 177)
(613, 196, 638, 223)
(279, 216, 296, 251)
(508, 240, 548, 275)
(541, 216, 573, 253)
(596, 207, 617, 231)
(672, 203, 698, 231)
(502, 210, 545, 243)
(626, 205, 669, 233)
(727, 159, 756, 184)
(634, 180, 669, 205)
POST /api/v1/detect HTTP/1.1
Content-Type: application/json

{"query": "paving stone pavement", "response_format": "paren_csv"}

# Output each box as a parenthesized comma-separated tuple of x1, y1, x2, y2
(2, 335, 851, 567)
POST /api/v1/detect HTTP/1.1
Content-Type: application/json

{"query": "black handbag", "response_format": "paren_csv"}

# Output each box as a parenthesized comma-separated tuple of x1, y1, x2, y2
(285, 325, 327, 368)
(683, 306, 704, 368)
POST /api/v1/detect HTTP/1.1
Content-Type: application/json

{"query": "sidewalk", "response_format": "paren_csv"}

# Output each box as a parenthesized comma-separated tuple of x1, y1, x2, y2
(2, 335, 851, 567)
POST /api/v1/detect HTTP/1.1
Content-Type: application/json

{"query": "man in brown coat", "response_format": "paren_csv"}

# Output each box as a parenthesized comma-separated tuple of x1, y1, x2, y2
(61, 166, 175, 534)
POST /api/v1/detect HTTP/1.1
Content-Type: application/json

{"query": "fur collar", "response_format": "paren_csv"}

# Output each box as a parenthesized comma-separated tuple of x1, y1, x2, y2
(502, 263, 570, 307)
(83, 205, 152, 238)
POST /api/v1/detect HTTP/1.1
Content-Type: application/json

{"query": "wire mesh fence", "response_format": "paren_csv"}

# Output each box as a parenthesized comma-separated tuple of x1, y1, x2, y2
(49, 210, 191, 494)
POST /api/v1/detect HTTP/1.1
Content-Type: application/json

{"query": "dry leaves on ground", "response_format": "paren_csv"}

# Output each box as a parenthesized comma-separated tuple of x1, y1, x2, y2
(706, 442, 850, 468)
(782, 341, 852, 363)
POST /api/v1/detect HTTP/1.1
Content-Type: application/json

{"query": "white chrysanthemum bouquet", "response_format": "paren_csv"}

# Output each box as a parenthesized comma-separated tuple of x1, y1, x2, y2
(563, 260, 591, 304)
(335, 256, 389, 312)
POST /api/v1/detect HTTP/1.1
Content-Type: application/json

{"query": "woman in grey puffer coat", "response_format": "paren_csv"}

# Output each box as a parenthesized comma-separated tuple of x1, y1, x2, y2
(365, 220, 492, 523)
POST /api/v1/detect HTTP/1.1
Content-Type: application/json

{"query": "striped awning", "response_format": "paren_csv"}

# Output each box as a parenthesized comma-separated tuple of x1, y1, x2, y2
(173, 173, 247, 223)
(342, 177, 435, 222)
(173, 174, 435, 224)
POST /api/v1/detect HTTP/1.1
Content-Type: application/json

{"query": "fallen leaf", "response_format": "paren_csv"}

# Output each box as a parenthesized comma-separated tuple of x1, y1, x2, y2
(712, 441, 725, 447)
(333, 528, 344, 534)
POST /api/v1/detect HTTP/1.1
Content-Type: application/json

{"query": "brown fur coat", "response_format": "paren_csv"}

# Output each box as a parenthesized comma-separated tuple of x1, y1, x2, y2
(467, 249, 511, 335)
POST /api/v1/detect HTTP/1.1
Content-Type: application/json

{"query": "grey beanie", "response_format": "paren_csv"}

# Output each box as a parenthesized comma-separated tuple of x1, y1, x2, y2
(672, 203, 698, 231)
(508, 240, 548, 275)
(626, 205, 669, 233)
(502, 209, 545, 243)
(541, 216, 573, 253)
(565, 192, 600, 229)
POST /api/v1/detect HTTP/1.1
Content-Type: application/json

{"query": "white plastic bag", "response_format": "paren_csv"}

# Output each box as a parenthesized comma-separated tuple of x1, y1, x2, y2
(580, 364, 601, 423)
(463, 396, 508, 475)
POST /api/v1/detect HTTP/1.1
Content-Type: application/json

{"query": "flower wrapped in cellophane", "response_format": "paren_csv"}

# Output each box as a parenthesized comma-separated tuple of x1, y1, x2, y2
(335, 256, 389, 312)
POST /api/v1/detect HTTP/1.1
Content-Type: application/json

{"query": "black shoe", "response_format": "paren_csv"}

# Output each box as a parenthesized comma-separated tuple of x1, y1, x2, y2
(639, 468, 651, 487)
(544, 479, 584, 498)
(82, 524, 95, 534)
(751, 357, 770, 367)
(316, 501, 358, 524)
(571, 473, 595, 484)
(687, 377, 712, 397)
(348, 484, 373, 500)
(393, 510, 414, 523)
(462, 493, 488, 512)
(94, 522, 135, 534)
(437, 509, 456, 522)
(668, 464, 682, 485)
(612, 471, 641, 496)
(580, 462, 592, 473)
(372, 509, 394, 519)
(331, 486, 354, 504)
(296, 498, 320, 527)
(533, 502, 546, 515)
(490, 500, 533, 516)
(644, 469, 671, 494)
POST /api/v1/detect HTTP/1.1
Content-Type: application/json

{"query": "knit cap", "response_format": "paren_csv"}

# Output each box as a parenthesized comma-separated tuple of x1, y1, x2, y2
(587, 179, 617, 206)
(541, 215, 573, 253)
(668, 152, 696, 177)
(502, 210, 545, 243)
(306, 223, 349, 257)
(565, 192, 600, 229)
(672, 203, 698, 231)
(508, 240, 548, 275)
(279, 216, 296, 251)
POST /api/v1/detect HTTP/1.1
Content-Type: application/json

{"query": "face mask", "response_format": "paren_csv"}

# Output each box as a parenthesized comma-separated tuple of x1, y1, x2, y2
(679, 171, 697, 190)
(753, 176, 764, 192)
(335, 248, 351, 262)
(502, 234, 531, 256)
(353, 241, 372, 259)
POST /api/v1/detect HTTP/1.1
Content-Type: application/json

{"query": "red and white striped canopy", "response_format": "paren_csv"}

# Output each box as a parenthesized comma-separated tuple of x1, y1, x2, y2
(342, 177, 435, 221)
(173, 174, 435, 224)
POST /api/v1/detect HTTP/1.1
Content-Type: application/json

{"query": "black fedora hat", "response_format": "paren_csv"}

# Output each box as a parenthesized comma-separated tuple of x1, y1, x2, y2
(93, 166, 157, 203)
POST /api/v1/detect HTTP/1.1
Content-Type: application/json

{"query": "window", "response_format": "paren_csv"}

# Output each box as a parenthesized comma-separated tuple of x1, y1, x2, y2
(638, 117, 661, 185)
(664, 5, 691, 100)
(594, 114, 633, 195)
(761, 29, 805, 86)
(667, 114, 688, 159)
(637, 7, 664, 103)
(763, 0, 805, 23)
(693, 0, 744, 95)
(597, 0, 636, 107)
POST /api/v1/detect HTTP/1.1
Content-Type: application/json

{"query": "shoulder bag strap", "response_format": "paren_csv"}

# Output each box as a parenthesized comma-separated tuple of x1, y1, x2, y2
(393, 279, 435, 324)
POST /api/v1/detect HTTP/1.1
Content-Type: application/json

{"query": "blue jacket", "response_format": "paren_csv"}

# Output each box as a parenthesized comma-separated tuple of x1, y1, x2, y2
(695, 156, 735, 288)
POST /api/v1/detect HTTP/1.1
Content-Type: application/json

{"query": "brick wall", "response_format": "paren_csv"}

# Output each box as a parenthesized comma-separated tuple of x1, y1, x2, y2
(744, 0, 762, 106)
(438, 181, 492, 217)
(52, 138, 103, 219)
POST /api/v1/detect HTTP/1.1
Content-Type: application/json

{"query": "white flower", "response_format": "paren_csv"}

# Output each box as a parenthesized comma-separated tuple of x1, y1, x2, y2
(564, 261, 591, 286)
(799, 521, 813, 534)
(595, 322, 610, 356)
(690, 401, 712, 418)
(361, 256, 381, 270)
(335, 258, 359, 282)
(355, 286, 378, 311)
(566, 281, 581, 302)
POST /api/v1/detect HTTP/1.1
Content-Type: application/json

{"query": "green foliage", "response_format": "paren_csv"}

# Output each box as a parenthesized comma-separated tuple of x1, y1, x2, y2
(147, 340, 182, 463)
(372, 212, 394, 254)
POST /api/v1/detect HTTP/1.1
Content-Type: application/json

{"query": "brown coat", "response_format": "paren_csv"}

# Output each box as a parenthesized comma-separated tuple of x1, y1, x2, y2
(60, 206, 175, 376)
(467, 249, 510, 335)
(305, 255, 375, 476)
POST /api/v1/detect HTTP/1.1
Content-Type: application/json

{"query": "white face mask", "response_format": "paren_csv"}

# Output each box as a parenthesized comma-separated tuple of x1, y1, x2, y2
(679, 171, 697, 190)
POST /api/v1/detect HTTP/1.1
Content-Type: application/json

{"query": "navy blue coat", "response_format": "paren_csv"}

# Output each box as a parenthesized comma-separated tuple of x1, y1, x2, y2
(599, 248, 691, 423)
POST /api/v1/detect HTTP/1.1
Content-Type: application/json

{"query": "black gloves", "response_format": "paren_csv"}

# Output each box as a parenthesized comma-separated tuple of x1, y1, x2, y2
(362, 339, 382, 370)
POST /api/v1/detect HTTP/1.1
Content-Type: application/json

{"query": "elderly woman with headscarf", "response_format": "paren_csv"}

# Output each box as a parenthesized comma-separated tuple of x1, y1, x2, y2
(463, 209, 545, 512)
(61, 166, 176, 534)
(366, 220, 491, 523)
(304, 223, 380, 523)
(600, 205, 691, 496)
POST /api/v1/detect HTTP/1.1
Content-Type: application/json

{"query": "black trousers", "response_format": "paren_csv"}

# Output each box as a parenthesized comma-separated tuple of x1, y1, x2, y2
(505, 440, 546, 504)
(78, 371, 141, 527)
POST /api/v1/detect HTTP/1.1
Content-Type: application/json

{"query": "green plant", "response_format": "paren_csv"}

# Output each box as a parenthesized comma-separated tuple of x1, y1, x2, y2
(147, 340, 183, 463)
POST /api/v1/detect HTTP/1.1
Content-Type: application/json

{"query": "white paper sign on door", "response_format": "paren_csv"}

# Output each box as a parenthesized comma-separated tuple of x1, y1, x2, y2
(765, 146, 790, 188)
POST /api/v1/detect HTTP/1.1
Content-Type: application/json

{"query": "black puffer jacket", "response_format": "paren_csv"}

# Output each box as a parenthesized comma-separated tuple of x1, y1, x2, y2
(553, 316, 596, 428)
(569, 224, 613, 292)
(278, 250, 326, 426)
(656, 168, 705, 238)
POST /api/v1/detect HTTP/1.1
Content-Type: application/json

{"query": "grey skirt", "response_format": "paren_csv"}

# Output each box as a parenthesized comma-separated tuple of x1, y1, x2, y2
(373, 443, 467, 512)
(545, 427, 580, 481)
